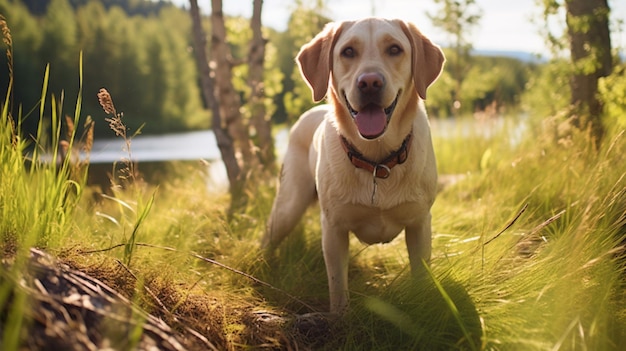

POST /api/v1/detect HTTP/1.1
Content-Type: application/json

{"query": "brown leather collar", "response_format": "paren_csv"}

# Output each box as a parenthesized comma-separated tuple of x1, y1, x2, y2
(339, 131, 413, 179)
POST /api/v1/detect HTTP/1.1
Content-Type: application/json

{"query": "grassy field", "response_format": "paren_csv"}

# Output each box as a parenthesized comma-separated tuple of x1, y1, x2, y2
(2, 66, 626, 349)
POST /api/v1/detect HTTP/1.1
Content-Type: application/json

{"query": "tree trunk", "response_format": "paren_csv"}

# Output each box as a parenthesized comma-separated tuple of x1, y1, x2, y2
(188, 0, 242, 197)
(565, 0, 612, 144)
(210, 0, 255, 168)
(248, 0, 275, 169)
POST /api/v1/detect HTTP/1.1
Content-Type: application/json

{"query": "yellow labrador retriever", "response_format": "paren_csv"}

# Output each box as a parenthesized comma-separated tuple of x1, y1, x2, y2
(263, 18, 445, 314)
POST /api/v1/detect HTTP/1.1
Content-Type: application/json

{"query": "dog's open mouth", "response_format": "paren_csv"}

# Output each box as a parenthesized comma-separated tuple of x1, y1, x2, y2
(345, 92, 399, 139)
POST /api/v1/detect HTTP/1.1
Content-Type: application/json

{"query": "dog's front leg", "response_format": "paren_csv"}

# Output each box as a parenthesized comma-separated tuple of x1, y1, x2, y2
(321, 214, 350, 314)
(405, 211, 433, 275)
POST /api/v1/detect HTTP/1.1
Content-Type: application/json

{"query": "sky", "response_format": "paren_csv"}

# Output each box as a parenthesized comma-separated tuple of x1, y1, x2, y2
(171, 0, 626, 57)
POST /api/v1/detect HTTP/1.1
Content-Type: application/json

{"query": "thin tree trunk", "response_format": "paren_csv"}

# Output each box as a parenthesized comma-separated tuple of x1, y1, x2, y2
(188, 0, 241, 196)
(565, 0, 612, 144)
(210, 0, 255, 167)
(248, 0, 275, 169)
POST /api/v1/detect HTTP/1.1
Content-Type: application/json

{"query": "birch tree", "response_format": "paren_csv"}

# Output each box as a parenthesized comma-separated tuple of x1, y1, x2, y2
(189, 0, 276, 210)
(209, 0, 255, 169)
(247, 0, 275, 169)
(189, 0, 242, 201)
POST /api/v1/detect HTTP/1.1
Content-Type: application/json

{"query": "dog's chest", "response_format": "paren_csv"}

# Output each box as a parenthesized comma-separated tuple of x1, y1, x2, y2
(332, 166, 427, 208)
(335, 202, 420, 245)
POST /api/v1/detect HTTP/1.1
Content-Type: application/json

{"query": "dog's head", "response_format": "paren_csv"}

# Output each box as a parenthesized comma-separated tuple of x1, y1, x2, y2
(297, 18, 445, 140)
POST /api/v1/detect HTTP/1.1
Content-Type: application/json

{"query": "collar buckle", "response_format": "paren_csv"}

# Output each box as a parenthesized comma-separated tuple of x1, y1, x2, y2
(340, 131, 413, 179)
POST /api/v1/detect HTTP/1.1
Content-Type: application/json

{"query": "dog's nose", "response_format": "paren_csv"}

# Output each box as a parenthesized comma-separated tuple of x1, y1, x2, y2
(357, 72, 384, 94)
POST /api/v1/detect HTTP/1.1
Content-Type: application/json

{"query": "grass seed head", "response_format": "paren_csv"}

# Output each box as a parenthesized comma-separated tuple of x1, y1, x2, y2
(0, 15, 12, 73)
(97, 88, 116, 116)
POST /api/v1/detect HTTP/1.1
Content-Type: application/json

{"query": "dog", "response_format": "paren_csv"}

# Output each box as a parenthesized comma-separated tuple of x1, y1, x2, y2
(262, 18, 445, 314)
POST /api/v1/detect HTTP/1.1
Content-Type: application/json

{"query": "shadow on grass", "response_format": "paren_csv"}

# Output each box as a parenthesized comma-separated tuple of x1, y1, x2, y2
(252, 223, 330, 314)
(252, 227, 482, 350)
(343, 274, 483, 350)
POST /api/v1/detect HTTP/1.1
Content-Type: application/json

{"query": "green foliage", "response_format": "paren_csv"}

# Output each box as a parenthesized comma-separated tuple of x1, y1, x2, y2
(427, 0, 482, 51)
(40, 0, 77, 73)
(538, 0, 569, 55)
(0, 0, 205, 138)
(599, 63, 626, 128)
(521, 59, 571, 117)
(425, 68, 454, 116)
(280, 3, 330, 123)
(0, 0, 535, 135)
(427, 0, 482, 113)
(2, 0, 293, 137)
(76, 3, 205, 136)
(227, 17, 283, 126)
(0, 0, 44, 133)
(20, 0, 171, 16)
(427, 54, 531, 117)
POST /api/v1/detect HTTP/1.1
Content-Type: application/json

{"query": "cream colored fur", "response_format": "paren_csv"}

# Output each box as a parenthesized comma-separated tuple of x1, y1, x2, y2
(262, 18, 445, 314)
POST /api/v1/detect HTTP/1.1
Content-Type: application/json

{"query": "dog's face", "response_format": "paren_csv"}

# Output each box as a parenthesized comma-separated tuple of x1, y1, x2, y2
(297, 18, 445, 140)
(332, 20, 412, 139)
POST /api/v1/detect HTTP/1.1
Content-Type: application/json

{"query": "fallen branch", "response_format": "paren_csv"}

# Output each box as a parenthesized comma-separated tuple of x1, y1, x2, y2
(80, 242, 317, 312)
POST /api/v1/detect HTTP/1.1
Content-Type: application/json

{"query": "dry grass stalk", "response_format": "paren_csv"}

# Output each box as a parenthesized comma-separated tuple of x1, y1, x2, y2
(97, 88, 116, 116)
(97, 88, 138, 186)
(83, 116, 94, 156)
(98, 88, 124, 137)
(0, 14, 13, 79)
(60, 115, 94, 181)
(1, 14, 16, 144)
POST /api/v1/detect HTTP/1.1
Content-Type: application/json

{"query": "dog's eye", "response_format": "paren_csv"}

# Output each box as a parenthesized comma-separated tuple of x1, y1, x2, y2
(341, 47, 356, 58)
(388, 45, 403, 56)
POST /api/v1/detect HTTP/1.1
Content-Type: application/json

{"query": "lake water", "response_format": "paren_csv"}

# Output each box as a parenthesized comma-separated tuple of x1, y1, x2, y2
(90, 128, 291, 163)
(88, 115, 526, 191)
(89, 128, 290, 191)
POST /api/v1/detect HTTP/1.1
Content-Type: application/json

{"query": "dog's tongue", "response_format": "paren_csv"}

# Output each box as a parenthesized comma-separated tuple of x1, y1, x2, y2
(354, 105, 387, 138)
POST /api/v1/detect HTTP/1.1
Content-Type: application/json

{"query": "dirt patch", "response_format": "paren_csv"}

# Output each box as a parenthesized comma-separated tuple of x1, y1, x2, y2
(0, 248, 335, 350)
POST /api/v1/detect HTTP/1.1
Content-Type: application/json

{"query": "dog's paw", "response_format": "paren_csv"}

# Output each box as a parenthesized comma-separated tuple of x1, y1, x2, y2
(291, 312, 339, 346)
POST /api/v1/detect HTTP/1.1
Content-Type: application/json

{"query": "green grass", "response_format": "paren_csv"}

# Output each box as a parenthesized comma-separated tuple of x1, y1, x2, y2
(2, 64, 626, 349)
(1, 60, 88, 349)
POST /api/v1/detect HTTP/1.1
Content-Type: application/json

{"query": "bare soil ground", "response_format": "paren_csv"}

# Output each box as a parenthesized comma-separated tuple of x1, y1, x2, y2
(1, 248, 331, 350)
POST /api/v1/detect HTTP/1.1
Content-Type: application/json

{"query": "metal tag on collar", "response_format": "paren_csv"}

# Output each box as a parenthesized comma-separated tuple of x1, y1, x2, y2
(371, 164, 391, 204)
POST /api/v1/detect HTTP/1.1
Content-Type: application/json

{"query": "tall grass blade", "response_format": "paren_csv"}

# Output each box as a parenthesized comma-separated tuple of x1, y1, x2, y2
(423, 260, 479, 351)
(365, 297, 422, 339)
(124, 190, 156, 267)
(31, 64, 50, 169)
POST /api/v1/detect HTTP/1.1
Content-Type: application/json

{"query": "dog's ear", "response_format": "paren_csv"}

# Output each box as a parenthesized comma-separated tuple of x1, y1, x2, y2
(397, 21, 445, 100)
(296, 22, 342, 102)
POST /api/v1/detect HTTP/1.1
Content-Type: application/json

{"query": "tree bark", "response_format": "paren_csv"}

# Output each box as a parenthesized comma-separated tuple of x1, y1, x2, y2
(248, 0, 275, 169)
(209, 0, 255, 167)
(188, 0, 241, 196)
(565, 0, 612, 144)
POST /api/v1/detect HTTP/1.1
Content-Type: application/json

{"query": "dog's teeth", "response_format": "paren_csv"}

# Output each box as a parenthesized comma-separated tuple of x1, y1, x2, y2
(384, 95, 399, 116)
(346, 99, 358, 117)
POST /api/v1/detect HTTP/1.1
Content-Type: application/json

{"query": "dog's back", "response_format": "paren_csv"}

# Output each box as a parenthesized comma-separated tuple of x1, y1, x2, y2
(262, 105, 328, 250)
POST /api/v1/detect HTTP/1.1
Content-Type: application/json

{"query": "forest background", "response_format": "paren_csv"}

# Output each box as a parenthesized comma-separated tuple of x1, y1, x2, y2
(1, 0, 542, 140)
